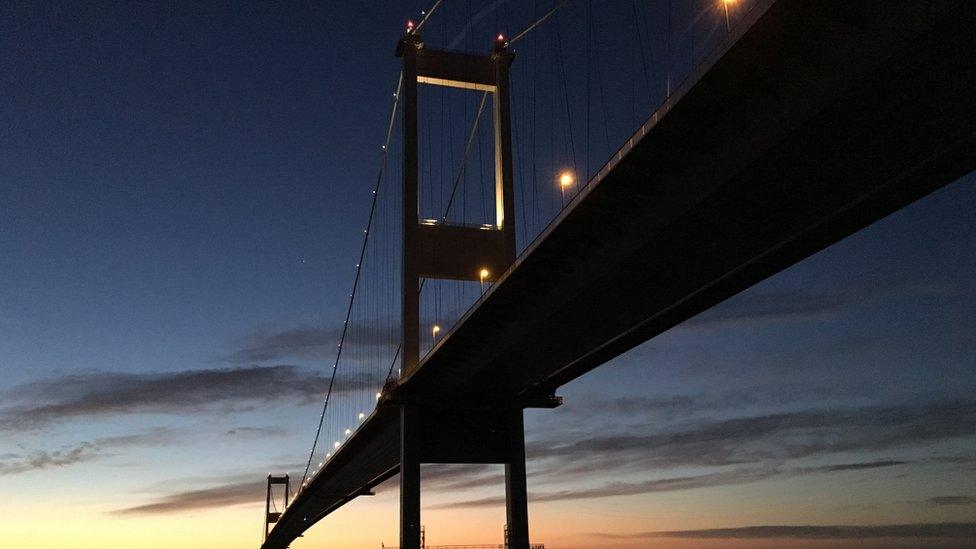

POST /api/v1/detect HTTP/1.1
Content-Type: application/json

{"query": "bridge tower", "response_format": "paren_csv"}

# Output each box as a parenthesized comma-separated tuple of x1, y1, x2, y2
(397, 31, 517, 379)
(395, 32, 527, 549)
(263, 474, 290, 542)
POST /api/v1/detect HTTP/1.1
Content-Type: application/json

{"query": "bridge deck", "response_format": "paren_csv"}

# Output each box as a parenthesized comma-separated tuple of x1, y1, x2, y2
(263, 1, 976, 546)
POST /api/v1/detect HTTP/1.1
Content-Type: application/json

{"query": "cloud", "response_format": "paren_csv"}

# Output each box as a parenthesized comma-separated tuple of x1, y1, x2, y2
(526, 398, 976, 475)
(928, 496, 976, 506)
(0, 444, 99, 476)
(113, 462, 306, 515)
(119, 464, 502, 516)
(113, 479, 266, 515)
(226, 323, 396, 364)
(558, 388, 841, 425)
(434, 460, 908, 508)
(0, 428, 175, 476)
(225, 426, 286, 438)
(592, 523, 976, 539)
(683, 281, 954, 330)
(0, 366, 383, 430)
(430, 397, 976, 508)
(107, 397, 976, 514)
(421, 464, 502, 492)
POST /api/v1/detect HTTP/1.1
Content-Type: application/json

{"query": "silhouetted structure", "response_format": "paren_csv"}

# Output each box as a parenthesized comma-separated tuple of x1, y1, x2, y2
(263, 474, 290, 542)
(262, 2, 976, 548)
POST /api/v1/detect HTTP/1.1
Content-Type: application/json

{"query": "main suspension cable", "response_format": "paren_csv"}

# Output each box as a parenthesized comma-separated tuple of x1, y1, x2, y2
(301, 71, 404, 489)
(413, 0, 444, 34)
(510, 0, 571, 44)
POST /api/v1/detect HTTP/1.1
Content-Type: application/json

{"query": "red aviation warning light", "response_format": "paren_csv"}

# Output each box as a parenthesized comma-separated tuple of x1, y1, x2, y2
(494, 33, 509, 53)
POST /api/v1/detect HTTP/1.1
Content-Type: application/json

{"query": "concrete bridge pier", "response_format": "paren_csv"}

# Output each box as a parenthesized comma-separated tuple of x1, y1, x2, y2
(398, 404, 532, 549)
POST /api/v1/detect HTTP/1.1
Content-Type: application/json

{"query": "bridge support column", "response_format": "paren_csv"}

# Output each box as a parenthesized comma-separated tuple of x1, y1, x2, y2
(400, 404, 422, 549)
(505, 410, 529, 549)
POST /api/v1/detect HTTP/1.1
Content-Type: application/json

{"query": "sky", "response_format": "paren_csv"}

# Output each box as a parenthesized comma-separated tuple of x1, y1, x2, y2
(1, 1, 975, 548)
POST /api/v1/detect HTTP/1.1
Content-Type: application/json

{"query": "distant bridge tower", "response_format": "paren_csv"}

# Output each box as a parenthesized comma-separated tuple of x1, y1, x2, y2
(395, 31, 530, 549)
(263, 474, 290, 542)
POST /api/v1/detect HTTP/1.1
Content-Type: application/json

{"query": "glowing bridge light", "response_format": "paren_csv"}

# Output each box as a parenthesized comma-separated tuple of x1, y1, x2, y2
(558, 170, 576, 204)
(345, 428, 352, 436)
(376, 392, 382, 399)
(358, 412, 365, 420)
(497, 33, 505, 42)
(334, 441, 341, 449)
(558, 171, 575, 188)
(479, 267, 491, 293)
(432, 325, 441, 338)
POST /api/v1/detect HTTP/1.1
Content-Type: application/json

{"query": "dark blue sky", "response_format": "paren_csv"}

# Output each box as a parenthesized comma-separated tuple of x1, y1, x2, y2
(1, 2, 417, 384)
(1, 1, 974, 547)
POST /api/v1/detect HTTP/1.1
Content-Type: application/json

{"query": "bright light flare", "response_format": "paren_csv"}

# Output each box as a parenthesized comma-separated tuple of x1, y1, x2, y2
(558, 171, 575, 188)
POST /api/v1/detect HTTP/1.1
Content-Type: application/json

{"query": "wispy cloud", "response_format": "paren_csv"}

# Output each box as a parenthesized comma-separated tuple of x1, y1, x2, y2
(527, 398, 976, 475)
(0, 366, 382, 430)
(107, 397, 976, 514)
(113, 479, 266, 515)
(591, 522, 976, 539)
(683, 281, 954, 330)
(928, 496, 976, 506)
(113, 463, 306, 515)
(225, 426, 286, 438)
(434, 460, 908, 508)
(421, 464, 502, 492)
(0, 428, 175, 476)
(226, 323, 395, 364)
(557, 389, 836, 425)
(431, 397, 976, 507)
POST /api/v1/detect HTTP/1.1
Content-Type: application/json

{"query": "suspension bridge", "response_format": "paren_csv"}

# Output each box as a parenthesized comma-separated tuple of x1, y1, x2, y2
(260, 1, 976, 547)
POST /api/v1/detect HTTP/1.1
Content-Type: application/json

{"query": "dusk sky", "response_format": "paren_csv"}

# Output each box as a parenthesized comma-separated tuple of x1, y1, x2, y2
(1, 2, 974, 548)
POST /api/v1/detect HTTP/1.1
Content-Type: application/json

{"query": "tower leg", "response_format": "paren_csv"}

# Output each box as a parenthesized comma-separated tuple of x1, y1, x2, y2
(400, 405, 422, 549)
(505, 410, 529, 549)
